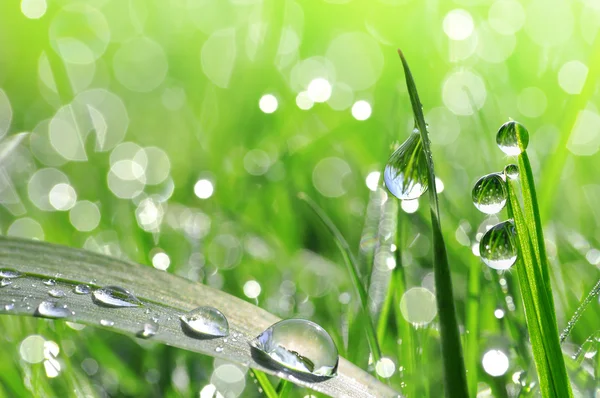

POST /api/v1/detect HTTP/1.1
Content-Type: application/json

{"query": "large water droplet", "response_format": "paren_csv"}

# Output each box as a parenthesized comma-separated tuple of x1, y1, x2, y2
(180, 307, 229, 338)
(250, 318, 339, 378)
(92, 286, 142, 308)
(0, 268, 22, 278)
(383, 129, 429, 200)
(480, 220, 518, 270)
(36, 301, 71, 319)
(472, 173, 507, 214)
(74, 284, 91, 295)
(496, 121, 529, 156)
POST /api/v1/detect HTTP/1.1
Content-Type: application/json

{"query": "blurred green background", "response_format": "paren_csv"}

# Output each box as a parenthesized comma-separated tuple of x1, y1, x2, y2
(1, 0, 600, 396)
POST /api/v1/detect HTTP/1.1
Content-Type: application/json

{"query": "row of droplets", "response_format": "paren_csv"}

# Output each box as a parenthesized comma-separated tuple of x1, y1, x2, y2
(0, 269, 339, 379)
(382, 120, 529, 271)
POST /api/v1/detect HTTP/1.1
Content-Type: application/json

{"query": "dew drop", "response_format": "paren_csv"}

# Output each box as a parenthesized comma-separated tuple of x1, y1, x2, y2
(48, 289, 66, 298)
(43, 279, 56, 286)
(383, 129, 429, 200)
(36, 301, 71, 319)
(0, 268, 22, 279)
(180, 307, 229, 338)
(4, 303, 15, 311)
(504, 164, 519, 180)
(100, 319, 115, 327)
(496, 120, 529, 156)
(250, 318, 339, 378)
(74, 284, 91, 295)
(480, 220, 518, 270)
(139, 321, 158, 339)
(1, 278, 12, 287)
(215, 346, 224, 353)
(472, 173, 507, 214)
(92, 286, 142, 308)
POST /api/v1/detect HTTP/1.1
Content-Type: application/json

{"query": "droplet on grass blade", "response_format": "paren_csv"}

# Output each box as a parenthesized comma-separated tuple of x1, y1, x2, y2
(383, 129, 429, 200)
(472, 173, 507, 214)
(92, 286, 142, 308)
(36, 301, 71, 319)
(139, 321, 158, 339)
(0, 268, 22, 279)
(504, 164, 519, 180)
(74, 284, 91, 294)
(180, 306, 229, 338)
(480, 220, 518, 270)
(250, 318, 338, 379)
(496, 120, 529, 156)
(48, 289, 66, 298)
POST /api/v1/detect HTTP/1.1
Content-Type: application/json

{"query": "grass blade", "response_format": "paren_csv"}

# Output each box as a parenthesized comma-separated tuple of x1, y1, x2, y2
(465, 257, 481, 398)
(0, 236, 398, 398)
(297, 193, 383, 363)
(560, 277, 600, 343)
(506, 179, 573, 398)
(253, 370, 278, 398)
(396, 49, 469, 398)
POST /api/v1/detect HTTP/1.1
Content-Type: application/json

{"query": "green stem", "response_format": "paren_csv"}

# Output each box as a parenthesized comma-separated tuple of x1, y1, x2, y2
(397, 49, 468, 398)
(465, 257, 481, 398)
(253, 370, 278, 398)
(276, 379, 292, 397)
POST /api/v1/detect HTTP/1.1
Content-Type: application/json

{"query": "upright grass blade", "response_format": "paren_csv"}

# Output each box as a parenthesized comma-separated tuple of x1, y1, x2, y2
(253, 370, 278, 398)
(396, 49, 469, 398)
(0, 237, 398, 398)
(298, 193, 382, 364)
(506, 179, 573, 398)
(465, 257, 481, 398)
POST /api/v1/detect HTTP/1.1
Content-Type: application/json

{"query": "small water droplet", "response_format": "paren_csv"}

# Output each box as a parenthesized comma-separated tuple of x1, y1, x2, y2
(180, 307, 229, 338)
(36, 301, 71, 319)
(496, 120, 529, 156)
(92, 286, 142, 308)
(4, 303, 15, 311)
(48, 289, 66, 298)
(74, 284, 91, 295)
(480, 220, 518, 270)
(215, 346, 224, 353)
(100, 319, 115, 327)
(139, 321, 158, 339)
(250, 318, 339, 378)
(0, 268, 22, 279)
(43, 279, 56, 286)
(1, 278, 12, 288)
(383, 129, 429, 200)
(504, 164, 519, 180)
(472, 173, 507, 214)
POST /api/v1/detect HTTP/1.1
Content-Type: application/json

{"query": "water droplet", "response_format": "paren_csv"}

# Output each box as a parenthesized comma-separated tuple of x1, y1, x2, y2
(43, 279, 56, 286)
(250, 319, 339, 378)
(48, 289, 66, 298)
(480, 220, 518, 270)
(383, 129, 429, 200)
(1, 278, 12, 287)
(139, 321, 158, 339)
(180, 307, 229, 338)
(0, 268, 22, 278)
(504, 164, 519, 180)
(4, 303, 14, 311)
(496, 120, 529, 156)
(100, 319, 115, 327)
(215, 346, 224, 353)
(74, 284, 91, 294)
(472, 173, 507, 214)
(36, 301, 71, 319)
(92, 286, 142, 308)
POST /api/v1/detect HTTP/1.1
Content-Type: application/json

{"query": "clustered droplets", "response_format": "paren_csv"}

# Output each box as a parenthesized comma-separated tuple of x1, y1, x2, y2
(472, 121, 530, 271)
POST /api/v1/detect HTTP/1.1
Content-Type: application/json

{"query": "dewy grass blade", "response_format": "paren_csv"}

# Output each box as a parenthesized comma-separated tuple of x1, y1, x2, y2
(0, 236, 398, 398)
(506, 179, 573, 398)
(298, 193, 383, 364)
(396, 49, 468, 398)
(560, 277, 600, 343)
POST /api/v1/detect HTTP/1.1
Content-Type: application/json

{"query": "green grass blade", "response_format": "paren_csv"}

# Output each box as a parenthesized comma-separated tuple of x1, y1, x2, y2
(506, 180, 573, 398)
(465, 257, 481, 398)
(560, 277, 600, 343)
(298, 193, 383, 363)
(0, 236, 398, 398)
(276, 379, 293, 397)
(254, 370, 278, 398)
(397, 49, 469, 398)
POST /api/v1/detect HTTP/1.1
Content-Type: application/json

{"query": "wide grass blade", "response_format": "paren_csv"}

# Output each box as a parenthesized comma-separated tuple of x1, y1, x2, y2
(0, 236, 398, 398)
(396, 49, 469, 398)
(506, 179, 573, 398)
